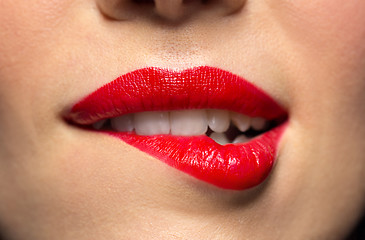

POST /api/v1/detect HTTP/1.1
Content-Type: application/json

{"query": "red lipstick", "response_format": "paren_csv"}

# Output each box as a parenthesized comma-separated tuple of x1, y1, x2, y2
(66, 66, 288, 190)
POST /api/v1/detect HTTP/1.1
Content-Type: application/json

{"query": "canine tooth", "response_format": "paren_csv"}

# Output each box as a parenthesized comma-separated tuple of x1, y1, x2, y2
(207, 109, 230, 133)
(170, 110, 208, 136)
(111, 114, 134, 132)
(134, 111, 169, 135)
(251, 117, 267, 131)
(209, 132, 229, 145)
(232, 135, 249, 144)
(231, 112, 250, 132)
(93, 119, 106, 130)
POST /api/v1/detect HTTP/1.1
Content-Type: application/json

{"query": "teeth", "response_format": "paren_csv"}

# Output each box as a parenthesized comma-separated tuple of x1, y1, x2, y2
(251, 117, 267, 131)
(231, 112, 250, 132)
(134, 111, 169, 135)
(232, 135, 249, 144)
(93, 119, 106, 130)
(209, 132, 229, 145)
(170, 110, 208, 136)
(207, 109, 230, 133)
(99, 109, 272, 143)
(111, 114, 134, 132)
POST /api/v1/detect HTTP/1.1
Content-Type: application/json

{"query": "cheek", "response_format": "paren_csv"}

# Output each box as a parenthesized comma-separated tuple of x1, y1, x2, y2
(0, 0, 85, 140)
(0, 0, 78, 223)
(277, 0, 365, 41)
(0, 0, 73, 60)
(272, 0, 365, 61)
(270, 0, 365, 113)
(264, 0, 365, 236)
(0, 0, 75, 111)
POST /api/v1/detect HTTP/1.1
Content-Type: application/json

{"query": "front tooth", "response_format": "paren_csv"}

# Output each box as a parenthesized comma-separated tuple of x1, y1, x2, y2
(207, 109, 230, 133)
(209, 132, 229, 145)
(170, 110, 208, 136)
(111, 114, 134, 132)
(251, 117, 267, 131)
(232, 135, 249, 144)
(134, 111, 170, 135)
(231, 112, 250, 132)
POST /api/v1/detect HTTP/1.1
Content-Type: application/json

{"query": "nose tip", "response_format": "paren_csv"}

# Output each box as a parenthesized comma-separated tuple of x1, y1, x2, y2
(98, 0, 246, 22)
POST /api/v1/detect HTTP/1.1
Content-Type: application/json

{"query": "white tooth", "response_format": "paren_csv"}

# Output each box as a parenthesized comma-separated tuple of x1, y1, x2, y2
(209, 132, 229, 145)
(207, 109, 230, 133)
(170, 109, 208, 136)
(111, 114, 134, 132)
(93, 119, 106, 130)
(251, 117, 267, 131)
(231, 112, 250, 132)
(232, 135, 249, 144)
(134, 111, 170, 135)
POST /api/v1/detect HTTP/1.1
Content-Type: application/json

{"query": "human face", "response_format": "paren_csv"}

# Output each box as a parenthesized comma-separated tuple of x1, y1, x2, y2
(0, 0, 364, 239)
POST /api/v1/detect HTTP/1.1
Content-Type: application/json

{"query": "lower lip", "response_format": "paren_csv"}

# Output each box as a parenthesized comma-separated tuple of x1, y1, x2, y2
(106, 123, 287, 190)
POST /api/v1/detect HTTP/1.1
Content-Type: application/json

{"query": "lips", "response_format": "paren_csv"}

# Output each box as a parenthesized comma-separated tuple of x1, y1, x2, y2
(66, 66, 288, 190)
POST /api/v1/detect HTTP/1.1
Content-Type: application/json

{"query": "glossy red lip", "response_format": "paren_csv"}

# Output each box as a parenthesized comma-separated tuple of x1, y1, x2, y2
(66, 66, 288, 190)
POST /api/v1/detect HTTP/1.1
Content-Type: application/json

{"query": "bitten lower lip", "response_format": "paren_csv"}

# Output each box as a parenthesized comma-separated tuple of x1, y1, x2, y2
(66, 66, 288, 190)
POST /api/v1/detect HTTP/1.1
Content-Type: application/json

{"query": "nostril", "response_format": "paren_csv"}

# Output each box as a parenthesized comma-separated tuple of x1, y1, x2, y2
(133, 0, 154, 4)
(183, 0, 209, 4)
(98, 0, 246, 22)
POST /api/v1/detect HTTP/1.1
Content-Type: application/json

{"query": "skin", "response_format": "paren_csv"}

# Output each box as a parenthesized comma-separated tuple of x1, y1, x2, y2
(0, 0, 364, 239)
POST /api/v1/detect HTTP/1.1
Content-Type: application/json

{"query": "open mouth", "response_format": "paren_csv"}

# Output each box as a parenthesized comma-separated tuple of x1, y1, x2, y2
(91, 109, 284, 145)
(65, 66, 288, 190)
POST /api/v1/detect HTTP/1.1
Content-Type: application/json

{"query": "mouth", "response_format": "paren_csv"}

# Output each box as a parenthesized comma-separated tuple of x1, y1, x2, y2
(65, 66, 288, 190)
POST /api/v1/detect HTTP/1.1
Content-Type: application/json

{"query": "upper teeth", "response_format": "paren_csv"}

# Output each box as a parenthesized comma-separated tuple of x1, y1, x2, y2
(93, 109, 269, 144)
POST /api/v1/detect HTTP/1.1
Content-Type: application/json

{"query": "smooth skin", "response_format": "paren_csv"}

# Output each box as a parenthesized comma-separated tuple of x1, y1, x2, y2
(0, 0, 364, 239)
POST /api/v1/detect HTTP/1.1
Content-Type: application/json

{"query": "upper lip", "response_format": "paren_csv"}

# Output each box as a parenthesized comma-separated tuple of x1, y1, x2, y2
(66, 66, 287, 125)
